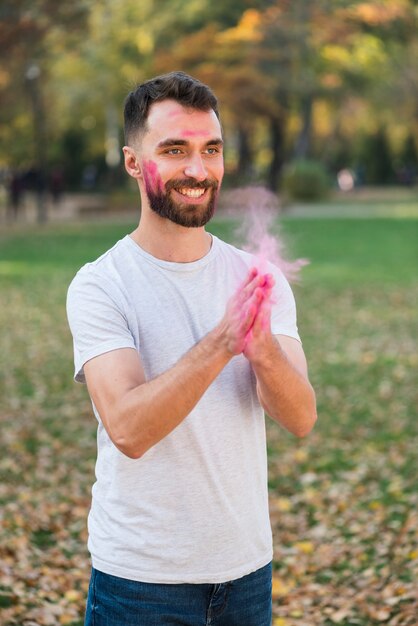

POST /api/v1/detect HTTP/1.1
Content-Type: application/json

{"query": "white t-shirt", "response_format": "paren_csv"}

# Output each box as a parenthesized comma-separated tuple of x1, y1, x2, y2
(67, 234, 300, 584)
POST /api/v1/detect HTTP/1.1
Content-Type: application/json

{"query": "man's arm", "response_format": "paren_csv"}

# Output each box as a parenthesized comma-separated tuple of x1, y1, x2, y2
(244, 278, 317, 437)
(251, 334, 317, 437)
(84, 269, 265, 459)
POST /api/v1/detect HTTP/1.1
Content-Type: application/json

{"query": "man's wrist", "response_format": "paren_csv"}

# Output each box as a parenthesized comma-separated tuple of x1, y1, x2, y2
(203, 326, 235, 362)
(247, 334, 285, 368)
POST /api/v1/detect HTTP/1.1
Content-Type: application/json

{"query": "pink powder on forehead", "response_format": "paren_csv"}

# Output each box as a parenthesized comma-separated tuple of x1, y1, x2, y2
(143, 160, 164, 194)
(180, 130, 211, 138)
(167, 109, 182, 118)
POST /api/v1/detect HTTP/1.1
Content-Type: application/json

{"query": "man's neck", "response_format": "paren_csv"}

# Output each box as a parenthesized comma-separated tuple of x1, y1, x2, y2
(130, 216, 212, 263)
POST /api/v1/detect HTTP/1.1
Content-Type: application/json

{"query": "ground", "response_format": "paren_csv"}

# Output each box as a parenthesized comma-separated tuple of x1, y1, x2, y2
(0, 192, 417, 625)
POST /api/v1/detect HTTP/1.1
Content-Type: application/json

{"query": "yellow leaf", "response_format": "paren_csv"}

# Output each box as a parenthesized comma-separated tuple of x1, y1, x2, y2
(294, 449, 308, 462)
(64, 589, 82, 602)
(60, 615, 76, 625)
(272, 577, 292, 599)
(294, 541, 314, 554)
(274, 497, 292, 512)
(274, 619, 288, 626)
(303, 487, 318, 501)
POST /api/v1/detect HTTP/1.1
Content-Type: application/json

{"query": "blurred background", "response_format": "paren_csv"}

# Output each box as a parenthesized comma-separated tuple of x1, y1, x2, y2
(0, 2, 417, 626)
(1, 0, 418, 220)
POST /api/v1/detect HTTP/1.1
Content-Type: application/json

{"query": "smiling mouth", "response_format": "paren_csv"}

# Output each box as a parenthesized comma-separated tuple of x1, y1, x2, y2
(176, 187, 207, 198)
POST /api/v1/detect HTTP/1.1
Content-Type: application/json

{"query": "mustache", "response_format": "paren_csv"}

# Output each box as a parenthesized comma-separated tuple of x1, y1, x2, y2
(165, 178, 219, 192)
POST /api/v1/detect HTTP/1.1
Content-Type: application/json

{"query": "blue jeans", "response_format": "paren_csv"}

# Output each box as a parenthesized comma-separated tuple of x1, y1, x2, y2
(85, 562, 272, 626)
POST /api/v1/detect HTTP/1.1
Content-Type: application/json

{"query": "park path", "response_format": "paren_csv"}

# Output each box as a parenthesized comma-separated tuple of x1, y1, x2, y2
(1, 188, 417, 226)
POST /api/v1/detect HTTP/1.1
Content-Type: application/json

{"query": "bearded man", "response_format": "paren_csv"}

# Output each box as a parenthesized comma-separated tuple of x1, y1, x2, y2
(67, 71, 317, 626)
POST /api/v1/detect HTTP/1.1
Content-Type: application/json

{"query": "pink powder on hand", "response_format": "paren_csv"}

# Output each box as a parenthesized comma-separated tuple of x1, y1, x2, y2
(242, 279, 274, 346)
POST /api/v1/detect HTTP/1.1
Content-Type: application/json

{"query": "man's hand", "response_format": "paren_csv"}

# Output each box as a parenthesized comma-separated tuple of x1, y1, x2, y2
(243, 272, 275, 362)
(230, 269, 317, 438)
(217, 268, 274, 356)
(218, 265, 316, 437)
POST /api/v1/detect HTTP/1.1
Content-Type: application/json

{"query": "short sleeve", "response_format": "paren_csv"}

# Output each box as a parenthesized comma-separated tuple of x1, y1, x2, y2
(66, 269, 136, 383)
(269, 265, 301, 342)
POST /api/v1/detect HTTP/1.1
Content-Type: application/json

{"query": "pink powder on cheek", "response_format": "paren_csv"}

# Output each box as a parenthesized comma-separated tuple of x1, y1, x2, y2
(142, 160, 164, 194)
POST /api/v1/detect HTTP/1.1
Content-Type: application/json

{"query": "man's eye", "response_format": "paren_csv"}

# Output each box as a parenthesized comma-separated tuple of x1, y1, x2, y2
(166, 148, 183, 155)
(206, 147, 221, 155)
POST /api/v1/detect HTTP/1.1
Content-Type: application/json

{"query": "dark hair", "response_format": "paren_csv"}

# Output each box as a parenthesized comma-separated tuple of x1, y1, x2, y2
(123, 71, 220, 145)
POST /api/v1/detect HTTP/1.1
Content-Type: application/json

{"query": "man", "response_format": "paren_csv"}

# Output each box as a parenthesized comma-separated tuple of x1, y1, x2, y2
(67, 71, 317, 626)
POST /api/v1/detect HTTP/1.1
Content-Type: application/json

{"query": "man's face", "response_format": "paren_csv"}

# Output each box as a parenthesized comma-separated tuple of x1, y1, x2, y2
(136, 99, 224, 228)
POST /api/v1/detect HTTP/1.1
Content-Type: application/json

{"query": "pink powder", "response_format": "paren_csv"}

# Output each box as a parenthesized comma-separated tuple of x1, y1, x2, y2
(239, 277, 273, 348)
(229, 186, 308, 283)
(180, 130, 211, 138)
(223, 186, 308, 349)
(167, 109, 183, 119)
(143, 160, 164, 194)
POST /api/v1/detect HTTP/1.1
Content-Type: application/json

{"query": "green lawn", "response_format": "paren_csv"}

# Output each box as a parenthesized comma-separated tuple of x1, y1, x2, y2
(0, 215, 417, 625)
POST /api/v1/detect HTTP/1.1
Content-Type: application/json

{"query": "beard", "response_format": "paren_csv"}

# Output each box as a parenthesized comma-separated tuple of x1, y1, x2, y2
(145, 177, 219, 228)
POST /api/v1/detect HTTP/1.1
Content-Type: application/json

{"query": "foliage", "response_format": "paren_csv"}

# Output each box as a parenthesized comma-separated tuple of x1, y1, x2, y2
(1, 0, 418, 194)
(0, 0, 91, 169)
(280, 159, 331, 202)
(0, 208, 417, 624)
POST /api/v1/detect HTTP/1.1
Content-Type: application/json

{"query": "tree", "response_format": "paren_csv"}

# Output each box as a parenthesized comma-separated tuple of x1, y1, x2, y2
(361, 127, 395, 184)
(2, 0, 417, 204)
(0, 0, 90, 221)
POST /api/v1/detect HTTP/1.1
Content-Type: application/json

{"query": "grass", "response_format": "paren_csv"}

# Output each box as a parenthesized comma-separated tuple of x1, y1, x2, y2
(0, 210, 417, 625)
(285, 186, 418, 219)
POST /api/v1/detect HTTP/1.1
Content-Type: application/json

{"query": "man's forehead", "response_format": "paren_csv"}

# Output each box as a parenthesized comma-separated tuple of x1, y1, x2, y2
(146, 99, 221, 138)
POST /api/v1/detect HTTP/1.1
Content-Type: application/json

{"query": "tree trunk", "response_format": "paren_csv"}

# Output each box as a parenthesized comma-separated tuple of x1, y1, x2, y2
(26, 63, 48, 223)
(267, 115, 285, 191)
(293, 94, 313, 160)
(236, 125, 253, 182)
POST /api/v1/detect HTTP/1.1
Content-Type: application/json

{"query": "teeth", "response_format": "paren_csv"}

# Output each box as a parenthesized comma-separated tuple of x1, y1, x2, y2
(177, 188, 205, 198)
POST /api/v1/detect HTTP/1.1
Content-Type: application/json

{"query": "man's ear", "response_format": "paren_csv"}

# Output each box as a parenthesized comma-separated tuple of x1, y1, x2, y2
(123, 146, 142, 179)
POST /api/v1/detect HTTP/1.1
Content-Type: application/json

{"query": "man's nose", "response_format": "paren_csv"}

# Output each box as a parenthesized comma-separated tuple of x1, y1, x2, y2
(184, 154, 207, 181)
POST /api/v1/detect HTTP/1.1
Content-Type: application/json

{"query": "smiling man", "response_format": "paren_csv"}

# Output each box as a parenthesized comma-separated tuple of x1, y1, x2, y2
(125, 96, 223, 233)
(67, 71, 316, 626)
